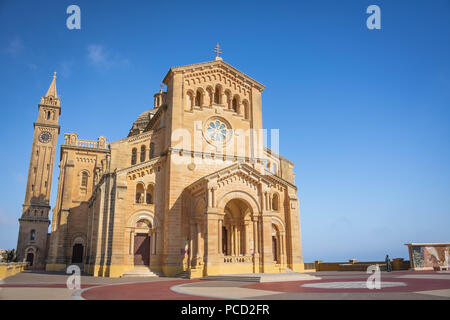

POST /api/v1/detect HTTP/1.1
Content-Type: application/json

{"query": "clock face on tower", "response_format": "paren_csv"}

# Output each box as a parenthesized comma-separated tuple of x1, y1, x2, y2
(39, 131, 52, 143)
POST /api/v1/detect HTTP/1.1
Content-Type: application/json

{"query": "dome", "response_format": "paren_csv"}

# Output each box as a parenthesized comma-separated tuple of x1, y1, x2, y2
(128, 109, 157, 136)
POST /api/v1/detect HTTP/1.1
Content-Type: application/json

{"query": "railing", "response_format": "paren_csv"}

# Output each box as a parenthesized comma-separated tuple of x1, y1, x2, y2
(223, 255, 253, 263)
(64, 133, 108, 149)
(77, 140, 98, 148)
(303, 262, 315, 270)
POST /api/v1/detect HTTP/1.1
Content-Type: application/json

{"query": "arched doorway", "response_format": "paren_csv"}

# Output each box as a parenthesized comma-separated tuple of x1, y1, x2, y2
(72, 244, 83, 263)
(134, 219, 151, 266)
(223, 198, 252, 256)
(26, 252, 34, 266)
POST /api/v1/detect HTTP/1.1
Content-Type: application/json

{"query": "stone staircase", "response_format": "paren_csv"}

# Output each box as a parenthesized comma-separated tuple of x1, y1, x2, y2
(175, 270, 191, 279)
(122, 266, 162, 278)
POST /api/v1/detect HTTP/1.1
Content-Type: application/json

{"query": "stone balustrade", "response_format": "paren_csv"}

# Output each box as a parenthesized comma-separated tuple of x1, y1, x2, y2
(0, 262, 29, 279)
(223, 255, 253, 263)
(64, 133, 108, 149)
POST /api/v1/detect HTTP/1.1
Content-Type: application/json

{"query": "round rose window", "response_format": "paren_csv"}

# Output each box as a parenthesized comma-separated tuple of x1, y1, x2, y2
(206, 119, 228, 142)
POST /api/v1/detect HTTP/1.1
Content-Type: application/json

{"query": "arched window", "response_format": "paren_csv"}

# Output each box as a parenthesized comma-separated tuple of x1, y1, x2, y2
(214, 85, 222, 104)
(136, 183, 145, 203)
(146, 184, 154, 204)
(224, 90, 232, 109)
(140, 145, 146, 162)
(136, 219, 152, 229)
(30, 230, 36, 241)
(185, 91, 194, 111)
(195, 89, 203, 106)
(206, 87, 214, 106)
(131, 148, 137, 165)
(47, 111, 51, 120)
(149, 143, 155, 159)
(81, 171, 88, 188)
(272, 193, 279, 211)
(232, 96, 239, 113)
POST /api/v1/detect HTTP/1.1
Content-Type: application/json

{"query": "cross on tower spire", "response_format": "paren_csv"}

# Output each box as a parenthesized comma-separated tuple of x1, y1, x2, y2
(214, 43, 223, 61)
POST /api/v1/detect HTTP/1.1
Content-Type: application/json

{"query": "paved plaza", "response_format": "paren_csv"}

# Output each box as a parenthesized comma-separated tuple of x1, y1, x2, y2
(1, 270, 450, 300)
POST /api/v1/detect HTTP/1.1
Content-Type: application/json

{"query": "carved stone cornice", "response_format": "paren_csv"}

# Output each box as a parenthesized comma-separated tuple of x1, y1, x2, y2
(163, 59, 265, 92)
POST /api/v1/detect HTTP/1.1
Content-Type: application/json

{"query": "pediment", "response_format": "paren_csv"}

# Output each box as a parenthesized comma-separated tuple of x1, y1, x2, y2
(187, 162, 290, 193)
(163, 59, 265, 92)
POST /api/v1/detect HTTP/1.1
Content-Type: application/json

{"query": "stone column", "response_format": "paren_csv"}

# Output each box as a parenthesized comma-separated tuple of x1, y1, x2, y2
(227, 225, 231, 256)
(221, 92, 227, 106)
(129, 230, 134, 255)
(244, 222, 250, 255)
(261, 215, 274, 272)
(237, 225, 241, 255)
(253, 219, 259, 254)
(233, 225, 239, 256)
(196, 223, 201, 261)
(218, 219, 223, 254)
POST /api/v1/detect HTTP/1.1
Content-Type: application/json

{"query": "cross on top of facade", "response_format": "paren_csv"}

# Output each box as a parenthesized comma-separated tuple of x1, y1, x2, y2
(214, 43, 223, 61)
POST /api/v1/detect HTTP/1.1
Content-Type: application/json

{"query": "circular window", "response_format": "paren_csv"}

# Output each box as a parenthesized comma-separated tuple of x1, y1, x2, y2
(203, 117, 232, 145)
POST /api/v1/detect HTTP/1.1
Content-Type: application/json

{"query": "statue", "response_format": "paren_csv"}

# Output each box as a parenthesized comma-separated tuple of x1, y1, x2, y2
(385, 254, 392, 272)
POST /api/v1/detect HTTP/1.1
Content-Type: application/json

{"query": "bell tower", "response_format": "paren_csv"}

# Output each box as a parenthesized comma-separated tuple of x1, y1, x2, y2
(16, 73, 61, 269)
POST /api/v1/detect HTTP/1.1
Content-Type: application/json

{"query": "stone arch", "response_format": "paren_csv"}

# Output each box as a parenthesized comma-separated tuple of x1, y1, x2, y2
(214, 84, 223, 104)
(216, 190, 261, 216)
(195, 87, 205, 106)
(271, 215, 286, 233)
(126, 210, 159, 260)
(146, 183, 154, 204)
(224, 89, 232, 109)
(131, 147, 137, 165)
(70, 232, 87, 247)
(272, 192, 280, 211)
(127, 209, 158, 229)
(232, 94, 240, 113)
(205, 86, 214, 106)
(135, 182, 145, 203)
(70, 233, 87, 264)
(185, 89, 194, 111)
(25, 245, 38, 267)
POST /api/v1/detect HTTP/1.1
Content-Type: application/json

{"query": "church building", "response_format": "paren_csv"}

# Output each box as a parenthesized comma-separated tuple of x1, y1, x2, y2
(16, 52, 305, 277)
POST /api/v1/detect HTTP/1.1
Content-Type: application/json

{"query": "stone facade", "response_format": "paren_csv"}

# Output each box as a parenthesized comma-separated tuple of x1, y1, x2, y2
(19, 58, 304, 277)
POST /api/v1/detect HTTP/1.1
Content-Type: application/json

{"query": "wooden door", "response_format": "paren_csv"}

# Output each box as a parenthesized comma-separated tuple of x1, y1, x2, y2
(134, 233, 150, 265)
(26, 252, 34, 266)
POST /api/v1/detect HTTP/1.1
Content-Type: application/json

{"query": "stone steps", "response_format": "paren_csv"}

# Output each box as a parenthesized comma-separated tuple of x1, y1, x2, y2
(122, 266, 161, 278)
(175, 270, 190, 279)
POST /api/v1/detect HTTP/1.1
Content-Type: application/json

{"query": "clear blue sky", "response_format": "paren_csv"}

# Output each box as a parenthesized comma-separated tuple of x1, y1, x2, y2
(1, 0, 449, 262)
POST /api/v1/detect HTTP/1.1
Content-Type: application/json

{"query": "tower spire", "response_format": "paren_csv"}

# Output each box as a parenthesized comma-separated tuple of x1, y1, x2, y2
(45, 72, 58, 98)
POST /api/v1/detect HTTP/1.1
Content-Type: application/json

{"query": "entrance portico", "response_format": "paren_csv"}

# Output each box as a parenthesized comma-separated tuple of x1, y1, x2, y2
(186, 162, 303, 278)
